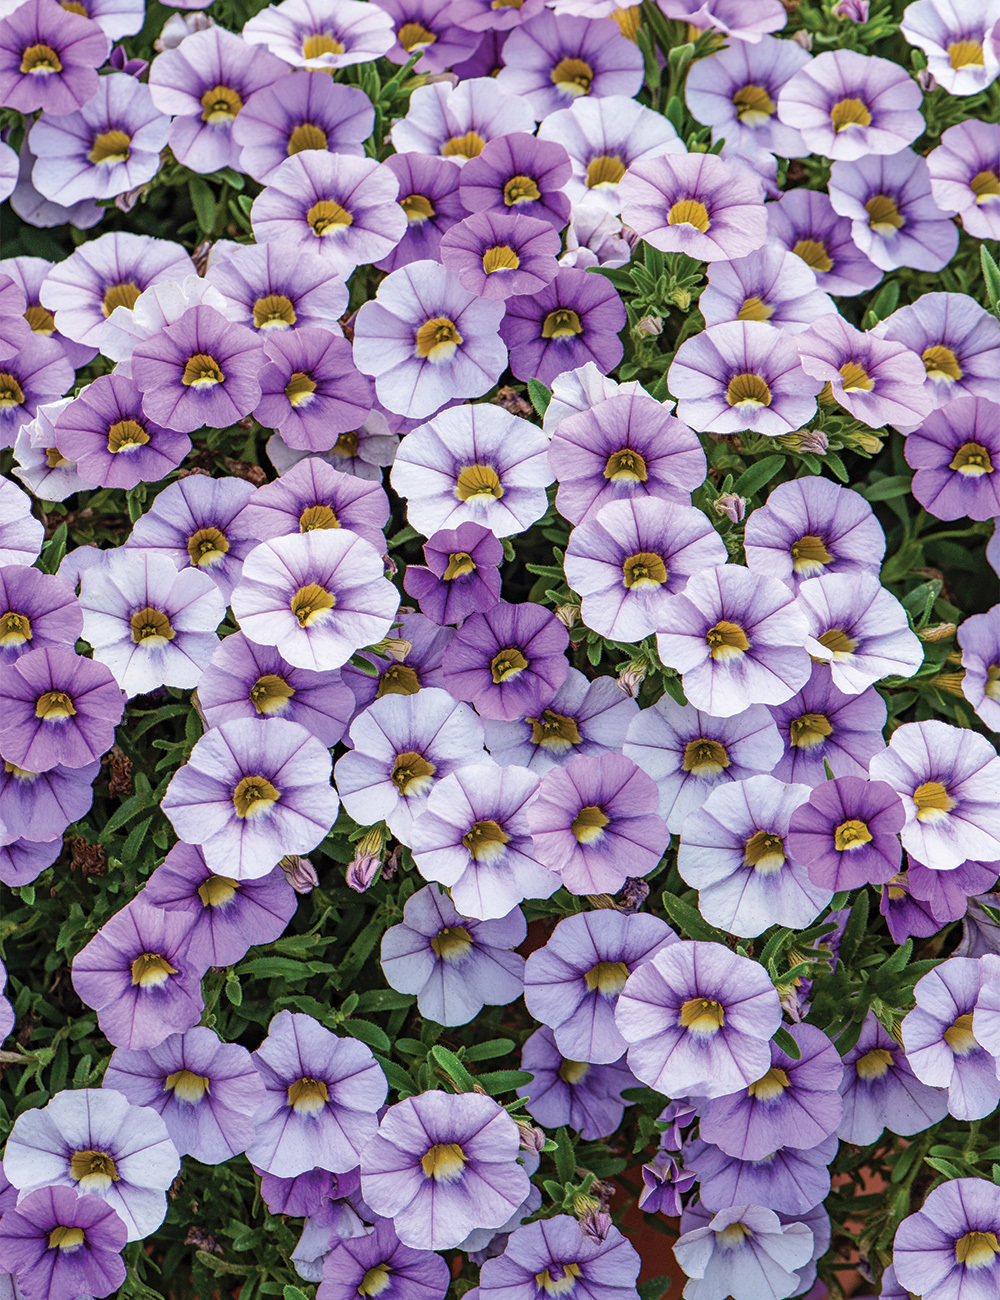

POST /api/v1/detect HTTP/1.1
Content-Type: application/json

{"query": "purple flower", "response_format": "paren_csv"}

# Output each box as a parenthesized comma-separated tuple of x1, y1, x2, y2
(548, 390, 707, 525)
(242, 0, 395, 70)
(927, 120, 1000, 241)
(501, 265, 625, 388)
(0, 646, 123, 774)
(2, 1087, 179, 1241)
(442, 601, 569, 722)
(480, 1216, 640, 1300)
(233, 73, 373, 184)
(901, 957, 1000, 1122)
(2, 255, 96, 369)
(353, 260, 506, 419)
(906, 396, 1000, 522)
(496, 10, 643, 119)
(744, 476, 886, 591)
(767, 187, 883, 298)
(958, 608, 1000, 733)
(9, 137, 102, 231)
(390, 402, 553, 539)
(894, 1177, 1000, 1300)
(0, 565, 81, 667)
(360, 1091, 530, 1251)
(341, 610, 454, 710)
(245, 458, 387, 554)
(881, 871, 957, 945)
(776, 49, 924, 162)
(673, 1203, 815, 1300)
(0, 333, 74, 447)
(798, 571, 924, 695)
(837, 1013, 948, 1145)
(143, 841, 298, 968)
(374, 0, 479, 73)
(267, 407, 398, 483)
(206, 242, 349, 338)
(380, 883, 525, 1026)
(231, 530, 399, 673)
(251, 153, 407, 277)
(620, 152, 768, 262)
(446, 0, 547, 32)
(79, 549, 225, 698)
(319, 1218, 450, 1300)
(403, 522, 503, 627)
(876, 292, 1000, 414)
(901, 0, 1000, 97)
(0, 760, 99, 848)
(527, 752, 669, 895)
(408, 761, 555, 919)
(654, 565, 811, 718)
(637, 1153, 697, 1217)
(71, 897, 207, 1050)
(767, 664, 888, 787)
(616, 940, 783, 1099)
(685, 1131, 836, 1216)
(0, 0, 108, 117)
(53, 373, 191, 490)
(376, 152, 466, 273)
(669, 321, 823, 437)
(0, 1185, 127, 1300)
(439, 210, 560, 301)
(256, 328, 374, 451)
(161, 717, 339, 881)
(103, 1026, 266, 1165)
(247, 1010, 387, 1177)
(524, 909, 677, 1065)
(130, 305, 263, 435)
(565, 497, 727, 642)
(517, 1025, 636, 1141)
(459, 131, 572, 231)
(700, 242, 835, 336)
(390, 76, 535, 165)
(660, 0, 787, 42)
(828, 148, 960, 273)
(869, 719, 1000, 871)
(13, 399, 89, 504)
(786, 775, 904, 891)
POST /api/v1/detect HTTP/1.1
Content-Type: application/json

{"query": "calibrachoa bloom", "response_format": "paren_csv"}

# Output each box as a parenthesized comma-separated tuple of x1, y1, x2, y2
(342, 610, 454, 709)
(0, 0, 108, 117)
(900, 0, 1000, 96)
(786, 775, 905, 891)
(0, 565, 81, 666)
(442, 601, 569, 722)
(102, 1027, 266, 1165)
(376, 0, 478, 73)
(242, 0, 396, 70)
(524, 909, 677, 1065)
(403, 522, 503, 626)
(500, 265, 626, 387)
(318, 1219, 450, 1300)
(516, 1026, 635, 1142)
(673, 1204, 815, 1300)
(459, 130, 572, 230)
(0, 759, 99, 848)
(619, 152, 768, 262)
(767, 186, 883, 298)
(958, 608, 1000, 733)
(390, 76, 536, 163)
(246, 1010, 387, 1178)
(361, 1091, 531, 1251)
(905, 396, 1000, 521)
(380, 884, 525, 1027)
(242, 456, 387, 552)
(479, 1216, 640, 1300)
(205, 242, 349, 337)
(699, 242, 835, 335)
(768, 664, 888, 787)
(256, 328, 374, 451)
(684, 1131, 837, 1216)
(926, 120, 1000, 241)
(660, 0, 787, 40)
(0, 333, 74, 447)
(231, 529, 400, 673)
(0, 1184, 127, 1300)
(161, 717, 340, 881)
(876, 292, 1000, 412)
(439, 210, 561, 301)
(893, 1177, 1000, 1300)
(838, 1013, 949, 1145)
(376, 151, 466, 272)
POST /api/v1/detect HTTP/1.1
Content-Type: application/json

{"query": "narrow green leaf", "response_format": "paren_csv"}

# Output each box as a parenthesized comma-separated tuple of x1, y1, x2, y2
(429, 1045, 476, 1092)
(342, 1018, 391, 1055)
(554, 1126, 575, 1183)
(477, 1068, 533, 1095)
(463, 1038, 516, 1062)
(660, 892, 727, 944)
(733, 454, 786, 499)
(862, 475, 912, 502)
(188, 177, 217, 234)
(981, 245, 1000, 316)
(772, 1026, 802, 1060)
(527, 378, 552, 418)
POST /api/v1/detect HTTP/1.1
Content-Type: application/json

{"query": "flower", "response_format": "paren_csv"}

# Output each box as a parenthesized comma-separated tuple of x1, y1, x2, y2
(776, 49, 924, 162)
(251, 153, 407, 277)
(205, 242, 349, 337)
(767, 664, 888, 787)
(9, 136, 102, 230)
(900, 0, 1000, 97)
(876, 292, 1000, 413)
(459, 130, 572, 230)
(797, 572, 924, 695)
(958, 608, 1000, 733)
(0, 760, 100, 848)
(390, 75, 536, 164)
(3, 256, 96, 368)
(360, 1091, 531, 1251)
(242, 0, 395, 70)
(267, 407, 398, 483)
(0, 565, 81, 667)
(837, 1012, 949, 1144)
(673, 1204, 815, 1300)
(3, 1087, 179, 1241)
(496, 10, 643, 120)
(685, 1131, 836, 1216)
(53, 373, 192, 490)
(391, 402, 552, 541)
(443, 602, 569, 722)
(893, 1177, 1000, 1300)
(905, 396, 1000, 522)
(0, 646, 123, 774)
(659, 0, 787, 42)
(447, 0, 548, 31)
(256, 328, 374, 451)
(699, 242, 835, 335)
(685, 35, 812, 159)
(786, 775, 904, 891)
(516, 1026, 635, 1141)
(380, 883, 525, 1026)
(624, 693, 784, 832)
(13, 399, 89, 503)
(0, 0, 108, 117)
(79, 549, 226, 697)
(926, 120, 1000, 241)
(524, 909, 676, 1064)
(744, 476, 886, 590)
(669, 320, 823, 437)
(767, 186, 883, 298)
(902, 957, 1000, 1122)
(353, 260, 507, 419)
(233, 72, 373, 183)
(0, 1184, 127, 1300)
(148, 25, 286, 174)
(619, 152, 768, 262)
(828, 149, 960, 273)
(247, 1010, 387, 1177)
(144, 840, 298, 968)
(342, 610, 454, 710)
(101, 273, 240, 365)
(479, 1216, 640, 1300)
(403, 522, 503, 626)
(375, 0, 479, 73)
(869, 719, 1000, 871)
(616, 940, 783, 1099)
(0, 333, 75, 447)
(408, 761, 555, 919)
(564, 496, 727, 642)
(500, 265, 626, 387)
(161, 717, 339, 880)
(102, 1026, 266, 1164)
(375, 151, 466, 273)
(439, 210, 561, 301)
(71, 897, 207, 1050)
(318, 1219, 450, 1300)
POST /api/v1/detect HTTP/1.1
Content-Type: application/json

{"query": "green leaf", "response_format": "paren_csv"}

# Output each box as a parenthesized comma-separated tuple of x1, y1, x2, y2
(224, 975, 242, 1007)
(862, 475, 912, 502)
(982, 245, 1000, 317)
(638, 1277, 672, 1300)
(342, 1018, 391, 1055)
(374, 1054, 416, 1097)
(429, 1045, 476, 1092)
(463, 1038, 516, 1062)
(527, 378, 552, 418)
(188, 177, 217, 234)
(283, 1287, 312, 1300)
(659, 892, 727, 944)
(772, 1026, 802, 1060)
(235, 956, 316, 981)
(554, 1127, 575, 1183)
(476, 1069, 533, 1095)
(38, 522, 68, 575)
(838, 889, 870, 967)
(733, 454, 786, 500)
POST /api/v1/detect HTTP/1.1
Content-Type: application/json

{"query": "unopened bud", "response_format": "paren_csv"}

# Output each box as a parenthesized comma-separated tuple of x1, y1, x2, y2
(381, 638, 412, 663)
(280, 855, 319, 894)
(636, 315, 663, 337)
(780, 429, 829, 455)
(619, 224, 641, 252)
(572, 1194, 600, 1219)
(579, 1210, 612, 1243)
(554, 604, 580, 631)
(713, 493, 747, 524)
(616, 661, 646, 698)
(916, 68, 937, 92)
(833, 0, 868, 19)
(790, 29, 812, 50)
(928, 671, 966, 697)
(517, 1122, 546, 1155)
(669, 289, 691, 311)
(918, 622, 956, 643)
(114, 186, 144, 214)
(345, 827, 385, 893)
(381, 844, 402, 881)
(851, 432, 883, 455)
(585, 893, 616, 910)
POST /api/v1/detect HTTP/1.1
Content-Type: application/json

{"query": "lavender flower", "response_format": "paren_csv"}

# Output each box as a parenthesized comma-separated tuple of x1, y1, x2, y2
(0, 1185, 127, 1300)
(786, 775, 905, 891)
(837, 1013, 948, 1145)
(242, 0, 395, 71)
(256, 328, 375, 452)
(403, 522, 503, 626)
(442, 601, 569, 722)
(376, 152, 466, 273)
(459, 131, 572, 231)
(318, 1219, 450, 1300)
(233, 73, 373, 184)
(767, 187, 883, 298)
(439, 210, 561, 301)
(700, 242, 835, 336)
(0, 0, 108, 116)
(927, 120, 1000, 241)
(500, 265, 626, 388)
(673, 1204, 814, 1300)
(767, 664, 888, 787)
(893, 1177, 1000, 1300)
(901, 0, 1000, 97)
(0, 565, 81, 667)
(478, 1216, 640, 1300)
(0, 760, 99, 848)
(205, 242, 349, 338)
(516, 1026, 635, 1141)
(906, 396, 1000, 522)
(389, 76, 535, 165)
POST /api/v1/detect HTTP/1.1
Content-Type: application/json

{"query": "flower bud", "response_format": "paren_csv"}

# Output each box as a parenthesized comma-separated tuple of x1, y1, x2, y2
(834, 0, 869, 20)
(280, 855, 319, 894)
(669, 289, 691, 311)
(636, 315, 663, 337)
(616, 662, 646, 698)
(918, 622, 957, 643)
(790, 29, 812, 49)
(345, 827, 385, 893)
(554, 604, 580, 631)
(713, 493, 747, 524)
(579, 1210, 613, 1243)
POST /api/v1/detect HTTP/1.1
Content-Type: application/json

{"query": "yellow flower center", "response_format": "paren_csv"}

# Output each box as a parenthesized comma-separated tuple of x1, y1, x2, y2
(287, 1076, 329, 1113)
(817, 627, 857, 657)
(415, 316, 463, 362)
(46, 446, 72, 468)
(131, 951, 178, 988)
(287, 122, 328, 154)
(747, 1066, 790, 1099)
(792, 238, 833, 274)
(130, 606, 174, 646)
(743, 830, 786, 875)
(789, 712, 832, 749)
(948, 40, 984, 69)
(421, 1142, 467, 1180)
(48, 1225, 86, 1251)
(726, 372, 771, 407)
(922, 343, 962, 382)
(955, 1231, 999, 1269)
(733, 82, 776, 124)
(69, 1149, 119, 1192)
(0, 373, 25, 409)
(376, 664, 421, 697)
(35, 690, 76, 720)
(855, 1046, 893, 1079)
(401, 193, 435, 223)
(299, 503, 339, 531)
(528, 709, 582, 752)
(504, 174, 541, 205)
(20, 43, 62, 74)
(107, 418, 149, 453)
(182, 353, 225, 388)
(830, 97, 871, 132)
(716, 1222, 752, 1248)
(249, 673, 295, 715)
(834, 818, 873, 851)
(491, 647, 528, 683)
(443, 551, 476, 580)
(839, 360, 874, 392)
(584, 960, 630, 995)
(334, 430, 358, 458)
(164, 1069, 211, 1103)
(611, 4, 640, 39)
(706, 620, 750, 660)
(970, 170, 1000, 202)
(102, 281, 141, 317)
(290, 582, 336, 627)
(358, 1264, 393, 1297)
(622, 551, 667, 589)
(949, 442, 994, 477)
(398, 21, 436, 51)
(865, 194, 905, 232)
(88, 129, 130, 166)
(285, 370, 317, 407)
(604, 448, 648, 482)
(790, 534, 834, 576)
(307, 199, 353, 237)
(668, 198, 710, 232)
(430, 924, 472, 961)
(558, 1059, 590, 1085)
(571, 804, 609, 844)
(542, 308, 583, 339)
(535, 1264, 581, 1296)
(391, 750, 436, 796)
(197, 875, 241, 907)
(441, 131, 486, 159)
(302, 32, 344, 59)
(200, 84, 243, 124)
(679, 997, 725, 1035)
(682, 738, 730, 776)
(737, 295, 774, 322)
(586, 154, 627, 188)
(913, 779, 956, 822)
(551, 57, 593, 96)
(232, 775, 281, 819)
(943, 1012, 978, 1056)
(985, 663, 1000, 701)
(0, 611, 32, 646)
(253, 294, 297, 330)
(455, 462, 503, 501)
(25, 304, 56, 334)
(483, 244, 520, 274)
(186, 526, 228, 567)
(462, 818, 510, 862)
